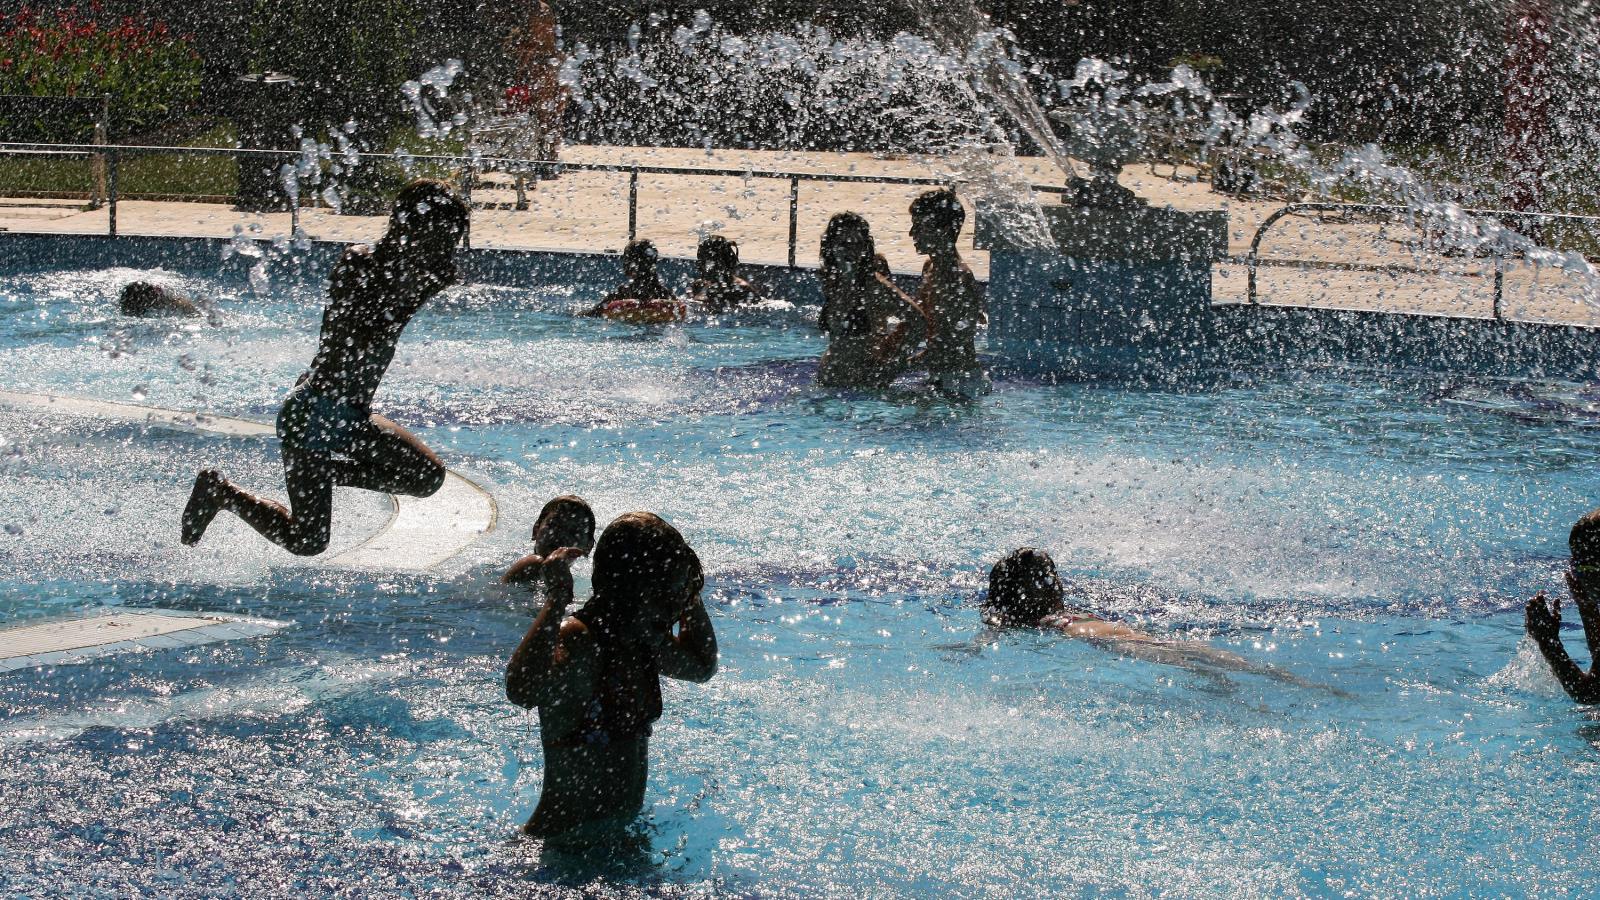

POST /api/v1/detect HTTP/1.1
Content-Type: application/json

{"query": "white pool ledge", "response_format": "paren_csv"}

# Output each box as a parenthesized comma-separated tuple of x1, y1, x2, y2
(0, 609, 284, 670)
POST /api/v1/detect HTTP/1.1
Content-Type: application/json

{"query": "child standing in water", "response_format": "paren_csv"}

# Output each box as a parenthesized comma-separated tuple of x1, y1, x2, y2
(908, 189, 989, 398)
(689, 235, 761, 313)
(1525, 510, 1600, 703)
(816, 212, 926, 389)
(505, 512, 718, 842)
(179, 180, 466, 555)
(502, 495, 598, 599)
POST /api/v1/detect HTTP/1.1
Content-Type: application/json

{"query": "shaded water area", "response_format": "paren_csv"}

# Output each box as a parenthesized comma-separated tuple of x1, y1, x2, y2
(3, 261, 1600, 896)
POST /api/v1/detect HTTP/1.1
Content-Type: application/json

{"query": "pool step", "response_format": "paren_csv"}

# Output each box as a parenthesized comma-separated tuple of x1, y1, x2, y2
(0, 609, 283, 671)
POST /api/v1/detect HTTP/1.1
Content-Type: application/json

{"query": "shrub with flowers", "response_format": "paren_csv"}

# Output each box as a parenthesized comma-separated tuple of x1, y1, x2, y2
(0, 5, 201, 140)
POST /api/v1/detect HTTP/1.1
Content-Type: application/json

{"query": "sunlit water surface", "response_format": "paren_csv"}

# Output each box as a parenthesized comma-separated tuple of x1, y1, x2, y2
(2, 264, 1599, 896)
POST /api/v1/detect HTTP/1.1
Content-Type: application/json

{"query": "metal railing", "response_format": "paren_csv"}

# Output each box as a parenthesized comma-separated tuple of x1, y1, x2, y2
(0, 141, 959, 265)
(0, 97, 111, 207)
(1246, 201, 1600, 319)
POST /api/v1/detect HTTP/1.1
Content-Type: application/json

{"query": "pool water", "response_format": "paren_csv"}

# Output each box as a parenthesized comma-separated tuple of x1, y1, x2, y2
(2, 260, 1599, 896)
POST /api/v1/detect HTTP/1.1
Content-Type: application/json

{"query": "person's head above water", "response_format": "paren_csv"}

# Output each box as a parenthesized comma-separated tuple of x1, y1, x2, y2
(909, 188, 964, 256)
(387, 179, 469, 253)
(587, 512, 696, 638)
(983, 547, 1067, 627)
(696, 235, 739, 280)
(118, 281, 199, 318)
(820, 212, 876, 275)
(621, 239, 660, 281)
(533, 494, 597, 557)
(1571, 510, 1600, 583)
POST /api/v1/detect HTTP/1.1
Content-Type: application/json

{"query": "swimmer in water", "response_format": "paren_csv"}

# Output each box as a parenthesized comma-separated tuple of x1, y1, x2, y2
(179, 179, 467, 555)
(1525, 510, 1600, 703)
(908, 189, 989, 399)
(119, 281, 202, 318)
(502, 495, 598, 599)
(816, 212, 928, 389)
(505, 512, 718, 843)
(583, 239, 683, 322)
(984, 548, 1316, 684)
(689, 235, 761, 313)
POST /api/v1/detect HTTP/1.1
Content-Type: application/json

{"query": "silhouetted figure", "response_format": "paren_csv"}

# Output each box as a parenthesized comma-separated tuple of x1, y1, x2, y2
(1526, 510, 1600, 703)
(985, 548, 1312, 682)
(502, 495, 598, 600)
(816, 212, 926, 389)
(909, 189, 988, 398)
(505, 512, 718, 844)
(180, 180, 467, 555)
(689, 235, 761, 313)
(584, 239, 684, 323)
(119, 281, 201, 318)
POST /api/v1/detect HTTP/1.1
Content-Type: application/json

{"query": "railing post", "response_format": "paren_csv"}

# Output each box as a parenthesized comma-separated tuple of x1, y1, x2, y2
(106, 148, 118, 237)
(1492, 251, 1505, 321)
(288, 157, 300, 238)
(627, 167, 639, 243)
(90, 94, 109, 210)
(787, 175, 799, 268)
(1247, 203, 1303, 305)
(460, 160, 474, 251)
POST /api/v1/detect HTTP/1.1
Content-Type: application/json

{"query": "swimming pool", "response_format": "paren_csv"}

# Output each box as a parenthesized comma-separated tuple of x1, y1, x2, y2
(2, 250, 1598, 895)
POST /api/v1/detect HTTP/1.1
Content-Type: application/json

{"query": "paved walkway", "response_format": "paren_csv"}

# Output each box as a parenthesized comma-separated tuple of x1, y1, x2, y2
(2, 144, 1595, 325)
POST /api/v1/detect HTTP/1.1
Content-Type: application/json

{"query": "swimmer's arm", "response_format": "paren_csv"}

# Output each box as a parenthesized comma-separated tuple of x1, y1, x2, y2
(1527, 591, 1600, 703)
(501, 553, 551, 586)
(658, 595, 718, 683)
(505, 561, 578, 709)
(962, 266, 987, 324)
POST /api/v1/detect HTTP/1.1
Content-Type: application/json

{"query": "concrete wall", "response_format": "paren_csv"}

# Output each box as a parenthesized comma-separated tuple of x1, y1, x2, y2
(1214, 303, 1600, 382)
(0, 232, 838, 307)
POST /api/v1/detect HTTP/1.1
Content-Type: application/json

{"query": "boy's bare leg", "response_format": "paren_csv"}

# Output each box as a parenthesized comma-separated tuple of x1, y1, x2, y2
(326, 415, 446, 498)
(181, 451, 336, 556)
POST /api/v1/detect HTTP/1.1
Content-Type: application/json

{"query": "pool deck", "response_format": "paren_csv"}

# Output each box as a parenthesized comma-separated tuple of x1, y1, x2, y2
(1, 144, 1595, 325)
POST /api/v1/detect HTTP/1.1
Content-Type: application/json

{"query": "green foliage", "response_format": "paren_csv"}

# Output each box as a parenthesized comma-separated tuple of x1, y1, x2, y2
(0, 6, 202, 140)
(243, 0, 423, 123)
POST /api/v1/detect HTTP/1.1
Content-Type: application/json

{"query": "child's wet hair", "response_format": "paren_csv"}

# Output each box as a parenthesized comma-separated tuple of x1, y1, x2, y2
(983, 547, 1065, 626)
(1571, 509, 1600, 570)
(535, 494, 596, 547)
(622, 239, 659, 268)
(389, 178, 468, 236)
(697, 235, 739, 274)
(910, 188, 965, 234)
(119, 281, 160, 315)
(820, 211, 875, 261)
(591, 512, 693, 606)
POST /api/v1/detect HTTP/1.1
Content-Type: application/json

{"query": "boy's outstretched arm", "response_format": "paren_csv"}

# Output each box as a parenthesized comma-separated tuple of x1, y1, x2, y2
(1527, 592, 1600, 703)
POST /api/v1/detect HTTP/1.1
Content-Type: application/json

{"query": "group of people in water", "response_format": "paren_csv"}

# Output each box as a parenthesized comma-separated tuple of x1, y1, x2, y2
(575, 188, 988, 396)
(166, 177, 1600, 846)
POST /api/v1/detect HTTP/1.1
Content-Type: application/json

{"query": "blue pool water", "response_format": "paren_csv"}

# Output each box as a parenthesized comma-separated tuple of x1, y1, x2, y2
(2, 257, 1600, 895)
